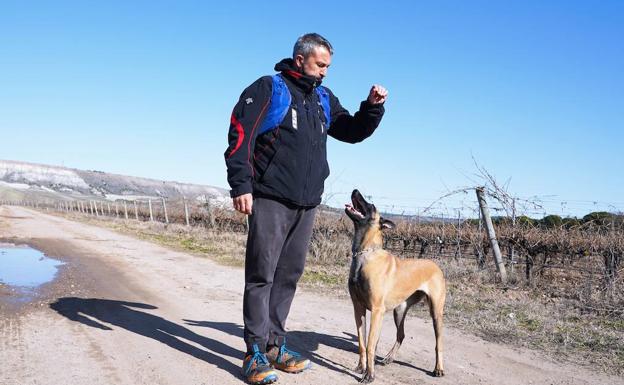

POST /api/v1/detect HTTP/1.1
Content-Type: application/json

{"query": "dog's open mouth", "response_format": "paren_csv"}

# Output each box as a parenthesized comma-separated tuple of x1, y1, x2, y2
(345, 203, 365, 219)
(345, 193, 368, 219)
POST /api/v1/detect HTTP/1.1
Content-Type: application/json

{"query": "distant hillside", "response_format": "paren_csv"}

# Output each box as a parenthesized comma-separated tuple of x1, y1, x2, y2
(0, 159, 229, 204)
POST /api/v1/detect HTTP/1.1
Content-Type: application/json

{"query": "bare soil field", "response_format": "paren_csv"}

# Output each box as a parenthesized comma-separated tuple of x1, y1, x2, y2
(1, 205, 621, 385)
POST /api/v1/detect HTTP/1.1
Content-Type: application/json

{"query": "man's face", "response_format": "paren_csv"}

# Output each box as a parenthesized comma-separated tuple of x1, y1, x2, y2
(295, 46, 332, 81)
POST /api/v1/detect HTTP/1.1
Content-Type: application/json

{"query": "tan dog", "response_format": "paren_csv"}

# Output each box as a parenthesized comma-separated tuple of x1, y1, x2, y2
(345, 189, 446, 383)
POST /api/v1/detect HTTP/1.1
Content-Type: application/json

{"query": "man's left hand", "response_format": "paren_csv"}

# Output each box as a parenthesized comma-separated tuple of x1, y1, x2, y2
(368, 85, 388, 104)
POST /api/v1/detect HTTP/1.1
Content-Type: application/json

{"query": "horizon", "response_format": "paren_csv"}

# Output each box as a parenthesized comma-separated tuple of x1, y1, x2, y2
(1, 1, 622, 218)
(1, 157, 619, 221)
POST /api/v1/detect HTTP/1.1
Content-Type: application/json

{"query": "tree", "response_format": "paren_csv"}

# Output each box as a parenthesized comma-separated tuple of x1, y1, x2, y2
(540, 215, 562, 228)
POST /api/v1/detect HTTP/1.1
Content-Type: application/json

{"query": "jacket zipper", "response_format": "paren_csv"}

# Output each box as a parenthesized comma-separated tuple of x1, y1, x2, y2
(302, 92, 317, 204)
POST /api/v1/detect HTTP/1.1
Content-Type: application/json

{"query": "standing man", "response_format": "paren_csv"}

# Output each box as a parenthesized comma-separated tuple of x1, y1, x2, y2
(224, 33, 387, 384)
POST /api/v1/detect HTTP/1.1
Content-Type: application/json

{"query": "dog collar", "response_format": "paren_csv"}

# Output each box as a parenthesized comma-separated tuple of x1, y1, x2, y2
(352, 247, 381, 258)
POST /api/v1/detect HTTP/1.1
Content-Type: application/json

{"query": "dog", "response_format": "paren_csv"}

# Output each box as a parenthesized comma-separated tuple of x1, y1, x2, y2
(344, 189, 446, 383)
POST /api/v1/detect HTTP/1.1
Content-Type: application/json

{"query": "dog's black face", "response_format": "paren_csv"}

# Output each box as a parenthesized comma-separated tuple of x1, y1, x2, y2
(345, 189, 395, 231)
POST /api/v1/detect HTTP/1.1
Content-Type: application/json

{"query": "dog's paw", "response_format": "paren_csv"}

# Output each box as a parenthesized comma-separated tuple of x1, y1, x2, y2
(359, 370, 375, 383)
(354, 363, 365, 374)
(432, 368, 444, 377)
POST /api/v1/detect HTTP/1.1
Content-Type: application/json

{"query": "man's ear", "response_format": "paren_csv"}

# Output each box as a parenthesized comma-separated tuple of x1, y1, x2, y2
(294, 54, 305, 69)
(380, 217, 395, 230)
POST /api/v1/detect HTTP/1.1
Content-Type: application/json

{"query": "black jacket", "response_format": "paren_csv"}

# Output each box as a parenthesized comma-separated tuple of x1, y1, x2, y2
(225, 58, 385, 207)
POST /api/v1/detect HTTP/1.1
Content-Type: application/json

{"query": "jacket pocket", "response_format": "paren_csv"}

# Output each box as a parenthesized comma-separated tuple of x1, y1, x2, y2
(258, 141, 283, 183)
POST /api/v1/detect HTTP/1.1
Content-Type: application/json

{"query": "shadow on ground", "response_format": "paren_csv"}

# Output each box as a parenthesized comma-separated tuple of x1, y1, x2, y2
(49, 298, 433, 381)
(183, 320, 433, 379)
(50, 297, 243, 379)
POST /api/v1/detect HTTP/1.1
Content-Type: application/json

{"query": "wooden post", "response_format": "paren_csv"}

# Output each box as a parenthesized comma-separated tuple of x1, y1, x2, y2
(509, 198, 516, 276)
(162, 198, 169, 224)
(148, 199, 154, 222)
(115, 203, 119, 218)
(476, 187, 508, 284)
(206, 199, 215, 228)
(94, 201, 100, 217)
(88, 201, 93, 215)
(134, 200, 139, 220)
(107, 203, 111, 216)
(123, 201, 128, 219)
(183, 196, 190, 226)
(455, 209, 461, 259)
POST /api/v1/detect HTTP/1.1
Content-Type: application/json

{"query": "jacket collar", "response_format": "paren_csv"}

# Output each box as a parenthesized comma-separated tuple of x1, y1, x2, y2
(274, 58, 322, 93)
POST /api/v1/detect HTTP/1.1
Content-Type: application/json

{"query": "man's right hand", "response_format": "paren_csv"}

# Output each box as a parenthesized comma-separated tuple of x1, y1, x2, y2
(232, 193, 253, 215)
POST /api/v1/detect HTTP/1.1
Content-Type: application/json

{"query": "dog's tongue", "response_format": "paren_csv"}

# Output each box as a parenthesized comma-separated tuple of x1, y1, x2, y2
(345, 203, 364, 218)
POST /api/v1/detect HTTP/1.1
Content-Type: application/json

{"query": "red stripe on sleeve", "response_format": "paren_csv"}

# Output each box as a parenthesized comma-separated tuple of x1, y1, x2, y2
(226, 114, 245, 158)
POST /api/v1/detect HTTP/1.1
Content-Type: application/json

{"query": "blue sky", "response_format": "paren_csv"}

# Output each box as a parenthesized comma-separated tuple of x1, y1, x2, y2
(1, 1, 622, 217)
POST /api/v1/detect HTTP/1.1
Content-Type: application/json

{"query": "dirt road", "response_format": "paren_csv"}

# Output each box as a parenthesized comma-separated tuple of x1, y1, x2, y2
(0, 206, 620, 385)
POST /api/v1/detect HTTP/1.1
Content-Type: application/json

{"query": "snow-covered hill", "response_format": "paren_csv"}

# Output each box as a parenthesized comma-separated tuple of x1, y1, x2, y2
(0, 159, 229, 205)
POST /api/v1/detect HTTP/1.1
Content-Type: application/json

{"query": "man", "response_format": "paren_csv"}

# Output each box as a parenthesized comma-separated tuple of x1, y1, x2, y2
(224, 33, 387, 384)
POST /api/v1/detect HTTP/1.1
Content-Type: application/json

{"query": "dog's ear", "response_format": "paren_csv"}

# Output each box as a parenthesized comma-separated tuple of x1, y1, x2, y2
(380, 217, 395, 230)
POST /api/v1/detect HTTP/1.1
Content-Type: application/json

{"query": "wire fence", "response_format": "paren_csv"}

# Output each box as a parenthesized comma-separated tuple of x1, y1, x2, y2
(3, 191, 622, 314)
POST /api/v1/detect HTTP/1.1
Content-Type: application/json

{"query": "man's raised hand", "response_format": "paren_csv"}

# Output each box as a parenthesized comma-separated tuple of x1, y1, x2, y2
(368, 85, 388, 104)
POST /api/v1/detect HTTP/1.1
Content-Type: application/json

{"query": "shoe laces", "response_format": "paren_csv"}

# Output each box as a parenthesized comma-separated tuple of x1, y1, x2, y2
(246, 345, 270, 374)
(279, 344, 301, 360)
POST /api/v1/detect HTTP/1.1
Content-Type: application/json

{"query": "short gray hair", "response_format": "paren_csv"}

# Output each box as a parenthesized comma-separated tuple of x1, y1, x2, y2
(293, 33, 333, 58)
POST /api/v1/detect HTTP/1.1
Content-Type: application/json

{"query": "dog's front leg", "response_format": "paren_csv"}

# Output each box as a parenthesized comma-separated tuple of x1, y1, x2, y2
(361, 306, 384, 383)
(352, 301, 367, 374)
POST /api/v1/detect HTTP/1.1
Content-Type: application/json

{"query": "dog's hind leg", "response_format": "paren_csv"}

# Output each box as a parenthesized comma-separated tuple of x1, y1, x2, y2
(427, 282, 446, 377)
(379, 301, 408, 365)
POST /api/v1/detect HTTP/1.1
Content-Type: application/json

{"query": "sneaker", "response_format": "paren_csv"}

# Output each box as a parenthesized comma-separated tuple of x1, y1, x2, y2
(242, 344, 278, 384)
(266, 341, 311, 374)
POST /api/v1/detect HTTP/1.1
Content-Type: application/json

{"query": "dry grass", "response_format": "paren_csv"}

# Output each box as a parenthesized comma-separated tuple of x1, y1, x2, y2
(46, 208, 623, 376)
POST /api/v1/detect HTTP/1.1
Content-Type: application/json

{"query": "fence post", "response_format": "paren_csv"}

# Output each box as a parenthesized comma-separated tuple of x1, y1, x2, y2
(115, 203, 119, 218)
(148, 199, 154, 222)
(183, 196, 190, 226)
(507, 198, 516, 276)
(455, 209, 461, 259)
(206, 199, 215, 228)
(123, 201, 128, 219)
(476, 187, 508, 284)
(134, 200, 139, 220)
(107, 203, 111, 216)
(162, 198, 169, 224)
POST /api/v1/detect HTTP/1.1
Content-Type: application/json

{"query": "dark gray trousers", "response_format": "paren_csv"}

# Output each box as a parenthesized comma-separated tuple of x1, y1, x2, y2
(243, 197, 317, 353)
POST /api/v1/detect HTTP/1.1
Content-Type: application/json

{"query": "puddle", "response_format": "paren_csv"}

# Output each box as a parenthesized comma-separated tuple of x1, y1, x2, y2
(0, 243, 65, 302)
